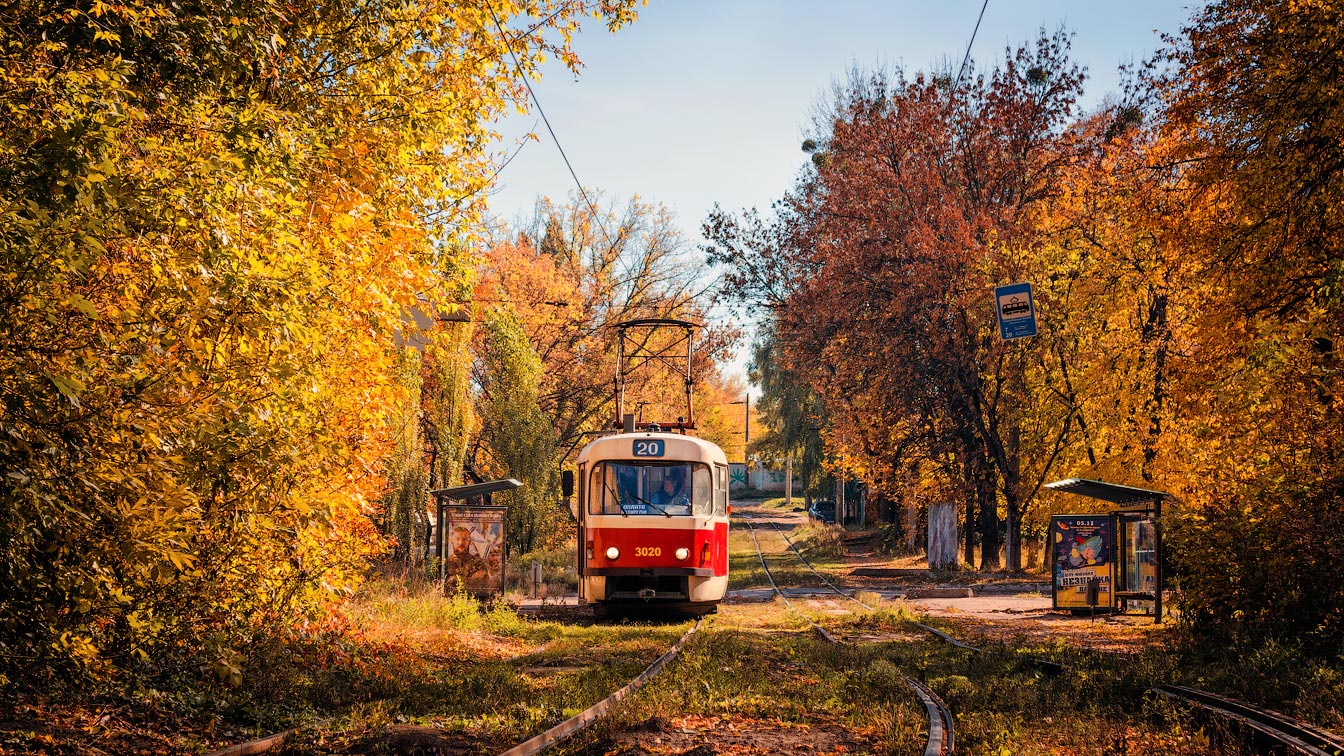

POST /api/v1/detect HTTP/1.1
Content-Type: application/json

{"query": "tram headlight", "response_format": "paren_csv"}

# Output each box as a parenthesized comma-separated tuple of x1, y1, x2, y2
(605, 546, 620, 560)
(675, 547, 690, 561)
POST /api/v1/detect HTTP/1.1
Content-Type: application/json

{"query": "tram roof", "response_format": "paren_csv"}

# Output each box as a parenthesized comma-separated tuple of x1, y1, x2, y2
(577, 431, 727, 464)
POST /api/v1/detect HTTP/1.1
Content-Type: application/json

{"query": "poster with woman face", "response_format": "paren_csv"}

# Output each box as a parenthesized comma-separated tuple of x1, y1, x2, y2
(444, 506, 506, 594)
(1050, 515, 1115, 610)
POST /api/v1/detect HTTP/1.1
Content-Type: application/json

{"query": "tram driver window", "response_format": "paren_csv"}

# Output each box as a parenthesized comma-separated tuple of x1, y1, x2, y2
(589, 462, 713, 516)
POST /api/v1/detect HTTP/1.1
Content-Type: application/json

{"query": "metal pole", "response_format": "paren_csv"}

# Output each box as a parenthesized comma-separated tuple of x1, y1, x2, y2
(615, 330, 625, 427)
(685, 326, 695, 429)
(1154, 496, 1164, 624)
(785, 455, 793, 508)
(437, 500, 446, 588)
(744, 394, 749, 447)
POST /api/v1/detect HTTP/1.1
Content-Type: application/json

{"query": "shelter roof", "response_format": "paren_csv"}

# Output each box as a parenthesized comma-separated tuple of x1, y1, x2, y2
(1043, 478, 1172, 505)
(430, 479, 523, 500)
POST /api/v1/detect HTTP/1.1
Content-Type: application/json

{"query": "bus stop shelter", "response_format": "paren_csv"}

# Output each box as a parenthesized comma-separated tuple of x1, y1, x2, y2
(1043, 478, 1171, 623)
(429, 478, 522, 596)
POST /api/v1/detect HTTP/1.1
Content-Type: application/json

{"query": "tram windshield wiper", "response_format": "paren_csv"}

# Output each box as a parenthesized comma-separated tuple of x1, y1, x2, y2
(603, 482, 630, 517)
(639, 495, 673, 518)
(605, 482, 672, 517)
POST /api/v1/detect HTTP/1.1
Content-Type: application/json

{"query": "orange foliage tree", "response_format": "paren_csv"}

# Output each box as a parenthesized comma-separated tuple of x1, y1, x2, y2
(0, 0, 640, 681)
(710, 33, 1088, 570)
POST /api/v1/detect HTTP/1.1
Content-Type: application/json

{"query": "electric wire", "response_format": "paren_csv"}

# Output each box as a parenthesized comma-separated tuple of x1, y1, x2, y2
(952, 0, 991, 91)
(484, 1, 617, 253)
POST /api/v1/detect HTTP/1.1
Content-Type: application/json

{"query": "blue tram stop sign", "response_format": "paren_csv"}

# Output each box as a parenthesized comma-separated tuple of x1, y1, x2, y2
(994, 282, 1037, 340)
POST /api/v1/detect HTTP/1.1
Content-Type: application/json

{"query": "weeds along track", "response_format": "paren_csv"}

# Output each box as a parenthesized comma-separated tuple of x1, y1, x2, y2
(738, 512, 955, 756)
(748, 508, 1344, 755)
(205, 617, 703, 756)
(1151, 684, 1344, 756)
(909, 611, 1344, 754)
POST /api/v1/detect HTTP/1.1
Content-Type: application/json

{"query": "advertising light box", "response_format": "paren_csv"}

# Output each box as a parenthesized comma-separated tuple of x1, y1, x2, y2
(1050, 515, 1116, 610)
(443, 505, 507, 595)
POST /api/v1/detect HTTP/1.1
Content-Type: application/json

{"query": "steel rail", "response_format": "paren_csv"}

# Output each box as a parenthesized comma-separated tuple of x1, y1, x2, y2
(906, 677, 957, 756)
(206, 618, 702, 756)
(497, 618, 703, 756)
(204, 730, 292, 756)
(741, 512, 836, 642)
(756, 514, 874, 610)
(1152, 684, 1344, 756)
(739, 511, 953, 754)
(743, 510, 983, 655)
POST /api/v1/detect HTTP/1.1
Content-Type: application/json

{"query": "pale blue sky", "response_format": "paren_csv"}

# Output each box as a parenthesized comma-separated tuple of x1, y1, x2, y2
(483, 0, 1201, 378)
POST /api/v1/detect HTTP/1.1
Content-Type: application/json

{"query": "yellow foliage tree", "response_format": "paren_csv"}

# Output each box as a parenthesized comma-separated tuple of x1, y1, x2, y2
(0, 0, 639, 679)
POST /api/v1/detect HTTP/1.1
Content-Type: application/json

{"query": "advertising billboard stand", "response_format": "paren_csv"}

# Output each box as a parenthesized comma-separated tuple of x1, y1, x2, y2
(1043, 478, 1171, 624)
(429, 479, 523, 598)
(1049, 514, 1117, 613)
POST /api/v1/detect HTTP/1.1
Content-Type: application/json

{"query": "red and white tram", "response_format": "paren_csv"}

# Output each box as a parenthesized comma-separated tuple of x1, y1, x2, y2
(575, 430, 731, 613)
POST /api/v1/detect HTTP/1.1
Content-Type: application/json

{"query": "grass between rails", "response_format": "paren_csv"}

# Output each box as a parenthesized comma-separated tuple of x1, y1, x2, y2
(5, 515, 1341, 755)
(0, 580, 687, 755)
(728, 517, 848, 592)
(539, 595, 1229, 756)
(720, 506, 1226, 754)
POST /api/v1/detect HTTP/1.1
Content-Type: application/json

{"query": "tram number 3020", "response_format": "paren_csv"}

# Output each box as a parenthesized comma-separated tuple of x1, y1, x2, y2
(634, 547, 662, 557)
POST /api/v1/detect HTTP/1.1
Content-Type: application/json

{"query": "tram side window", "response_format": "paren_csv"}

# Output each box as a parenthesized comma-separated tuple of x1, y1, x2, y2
(713, 464, 728, 516)
(692, 466, 712, 516)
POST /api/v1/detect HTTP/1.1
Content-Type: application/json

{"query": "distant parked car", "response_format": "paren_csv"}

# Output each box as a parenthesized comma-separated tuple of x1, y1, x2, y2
(807, 499, 836, 524)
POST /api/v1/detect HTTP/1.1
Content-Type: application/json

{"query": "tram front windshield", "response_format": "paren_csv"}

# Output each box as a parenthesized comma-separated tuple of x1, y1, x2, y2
(590, 462, 712, 516)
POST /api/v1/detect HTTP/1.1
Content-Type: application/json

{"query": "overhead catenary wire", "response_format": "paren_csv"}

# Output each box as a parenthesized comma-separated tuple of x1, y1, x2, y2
(952, 0, 990, 92)
(484, 1, 617, 253)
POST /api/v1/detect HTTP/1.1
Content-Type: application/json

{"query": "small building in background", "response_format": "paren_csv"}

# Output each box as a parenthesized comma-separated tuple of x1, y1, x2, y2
(728, 460, 803, 495)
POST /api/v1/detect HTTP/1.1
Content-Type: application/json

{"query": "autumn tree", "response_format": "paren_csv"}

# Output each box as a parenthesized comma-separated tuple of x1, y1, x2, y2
(710, 33, 1088, 570)
(1144, 0, 1344, 647)
(748, 327, 829, 502)
(474, 307, 563, 556)
(381, 350, 431, 569)
(0, 0, 639, 680)
(481, 193, 734, 451)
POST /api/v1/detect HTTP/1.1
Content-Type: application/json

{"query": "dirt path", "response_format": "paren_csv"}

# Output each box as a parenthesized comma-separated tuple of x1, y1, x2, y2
(574, 714, 879, 756)
(734, 499, 1170, 654)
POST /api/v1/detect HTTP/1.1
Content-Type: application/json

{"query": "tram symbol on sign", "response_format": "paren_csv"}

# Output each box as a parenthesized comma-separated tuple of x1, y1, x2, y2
(994, 282, 1038, 340)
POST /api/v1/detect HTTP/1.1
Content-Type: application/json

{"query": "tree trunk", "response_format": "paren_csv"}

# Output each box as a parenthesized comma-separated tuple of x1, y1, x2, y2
(964, 494, 976, 566)
(1005, 421, 1022, 572)
(977, 455, 1001, 571)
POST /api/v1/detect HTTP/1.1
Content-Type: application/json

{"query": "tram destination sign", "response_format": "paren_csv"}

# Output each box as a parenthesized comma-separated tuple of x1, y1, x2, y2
(994, 282, 1038, 341)
(632, 439, 665, 457)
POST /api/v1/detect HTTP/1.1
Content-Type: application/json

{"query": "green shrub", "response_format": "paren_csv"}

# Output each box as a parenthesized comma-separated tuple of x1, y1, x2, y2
(1169, 479, 1344, 654)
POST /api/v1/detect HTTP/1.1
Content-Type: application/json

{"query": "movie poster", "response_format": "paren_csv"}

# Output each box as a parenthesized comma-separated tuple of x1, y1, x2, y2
(1050, 515, 1115, 610)
(444, 506, 506, 595)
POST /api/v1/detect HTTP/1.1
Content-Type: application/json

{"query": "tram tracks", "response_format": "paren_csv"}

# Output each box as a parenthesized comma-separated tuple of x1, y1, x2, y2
(205, 617, 703, 756)
(205, 507, 1344, 756)
(742, 506, 1344, 756)
(1152, 684, 1344, 756)
(738, 511, 955, 756)
(904, 597, 1344, 756)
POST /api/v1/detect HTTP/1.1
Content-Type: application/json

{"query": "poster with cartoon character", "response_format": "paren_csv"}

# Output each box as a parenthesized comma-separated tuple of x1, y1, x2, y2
(444, 505, 506, 595)
(1050, 515, 1115, 610)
